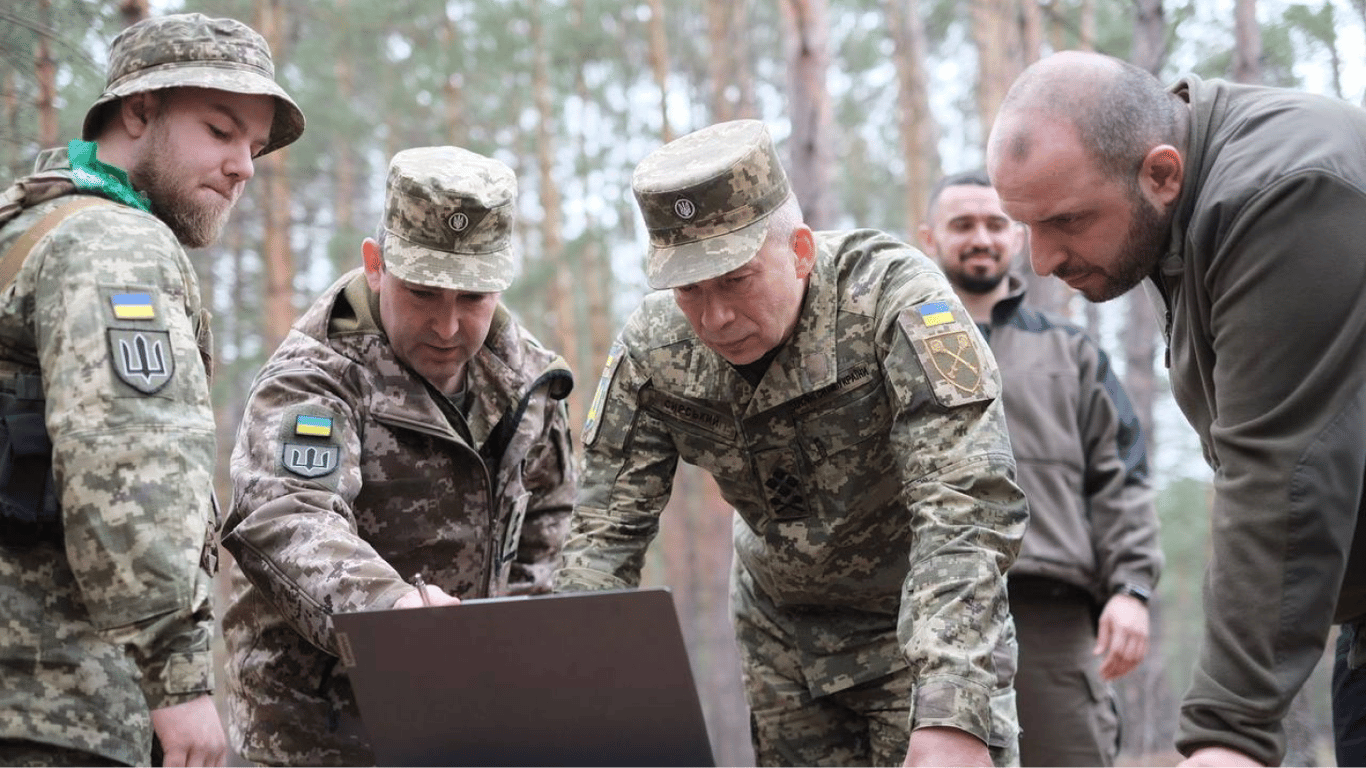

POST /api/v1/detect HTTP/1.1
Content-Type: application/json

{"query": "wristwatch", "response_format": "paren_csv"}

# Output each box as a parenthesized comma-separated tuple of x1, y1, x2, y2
(1113, 583, 1151, 603)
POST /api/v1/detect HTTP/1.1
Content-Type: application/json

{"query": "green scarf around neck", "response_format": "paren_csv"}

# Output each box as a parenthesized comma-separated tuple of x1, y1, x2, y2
(65, 139, 151, 213)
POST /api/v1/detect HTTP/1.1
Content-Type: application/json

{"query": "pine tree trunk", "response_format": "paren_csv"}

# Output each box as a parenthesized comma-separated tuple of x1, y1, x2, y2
(35, 0, 57, 149)
(572, 0, 614, 406)
(971, 0, 1021, 142)
(256, 0, 296, 352)
(886, 0, 939, 232)
(1233, 0, 1262, 83)
(529, 0, 578, 432)
(707, 0, 756, 122)
(780, 0, 836, 229)
(646, 0, 673, 143)
(1131, 0, 1167, 73)
(118, 0, 149, 27)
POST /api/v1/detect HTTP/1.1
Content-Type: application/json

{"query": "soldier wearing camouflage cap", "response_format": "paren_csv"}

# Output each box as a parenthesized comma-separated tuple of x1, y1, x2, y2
(220, 146, 576, 765)
(555, 119, 1027, 767)
(0, 11, 304, 767)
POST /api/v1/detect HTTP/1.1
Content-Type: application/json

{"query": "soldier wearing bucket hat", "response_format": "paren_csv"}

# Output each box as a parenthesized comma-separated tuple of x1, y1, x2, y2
(220, 146, 576, 765)
(0, 12, 304, 768)
(557, 119, 1027, 767)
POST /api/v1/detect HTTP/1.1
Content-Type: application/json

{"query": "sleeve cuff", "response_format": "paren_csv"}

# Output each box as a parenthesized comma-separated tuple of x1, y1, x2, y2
(909, 677, 993, 746)
(139, 650, 214, 710)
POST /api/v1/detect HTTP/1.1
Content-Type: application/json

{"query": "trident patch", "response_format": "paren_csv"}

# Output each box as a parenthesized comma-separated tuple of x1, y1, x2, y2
(280, 407, 344, 482)
(108, 329, 174, 394)
(282, 442, 340, 478)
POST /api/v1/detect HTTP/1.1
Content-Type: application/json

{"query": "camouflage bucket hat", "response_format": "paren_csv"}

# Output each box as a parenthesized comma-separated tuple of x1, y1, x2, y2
(82, 13, 305, 156)
(633, 119, 792, 290)
(382, 146, 518, 292)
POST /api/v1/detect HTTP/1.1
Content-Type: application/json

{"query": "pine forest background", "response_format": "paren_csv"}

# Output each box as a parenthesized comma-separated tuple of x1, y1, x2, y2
(5, 0, 1364, 764)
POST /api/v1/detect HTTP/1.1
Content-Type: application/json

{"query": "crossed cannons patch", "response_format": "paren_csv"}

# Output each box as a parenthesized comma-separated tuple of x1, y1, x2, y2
(897, 300, 994, 408)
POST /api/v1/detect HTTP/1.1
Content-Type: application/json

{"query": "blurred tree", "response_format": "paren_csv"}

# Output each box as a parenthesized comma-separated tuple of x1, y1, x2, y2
(1285, 1, 1344, 98)
(645, 0, 673, 143)
(707, 0, 756, 121)
(1235, 0, 1264, 82)
(36, 0, 58, 149)
(887, 0, 941, 234)
(781, 0, 837, 228)
(972, 0, 1023, 142)
(119, 0, 149, 26)
(255, 0, 298, 352)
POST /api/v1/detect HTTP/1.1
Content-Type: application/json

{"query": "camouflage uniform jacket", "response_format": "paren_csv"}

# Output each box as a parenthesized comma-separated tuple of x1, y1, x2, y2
(557, 229, 1027, 745)
(0, 161, 218, 765)
(221, 268, 576, 765)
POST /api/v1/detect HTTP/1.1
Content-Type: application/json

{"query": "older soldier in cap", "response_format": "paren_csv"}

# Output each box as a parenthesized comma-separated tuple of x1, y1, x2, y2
(0, 12, 303, 768)
(555, 119, 1027, 767)
(220, 146, 577, 766)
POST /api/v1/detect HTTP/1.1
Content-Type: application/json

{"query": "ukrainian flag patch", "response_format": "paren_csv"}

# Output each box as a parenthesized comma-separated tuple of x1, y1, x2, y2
(918, 301, 954, 327)
(294, 415, 333, 437)
(111, 293, 156, 320)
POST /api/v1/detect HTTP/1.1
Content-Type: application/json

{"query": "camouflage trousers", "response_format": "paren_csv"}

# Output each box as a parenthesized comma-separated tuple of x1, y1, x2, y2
(0, 739, 126, 767)
(738, 632, 1021, 767)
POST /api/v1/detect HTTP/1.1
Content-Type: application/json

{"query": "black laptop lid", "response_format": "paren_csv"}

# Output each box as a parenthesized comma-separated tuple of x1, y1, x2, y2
(332, 587, 716, 767)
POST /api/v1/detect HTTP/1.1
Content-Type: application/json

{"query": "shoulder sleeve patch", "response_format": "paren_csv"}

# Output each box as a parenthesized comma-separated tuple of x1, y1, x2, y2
(583, 340, 625, 447)
(279, 405, 343, 482)
(100, 284, 176, 394)
(897, 302, 997, 408)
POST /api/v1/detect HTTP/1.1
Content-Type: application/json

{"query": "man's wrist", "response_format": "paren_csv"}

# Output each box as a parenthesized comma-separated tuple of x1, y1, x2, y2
(1113, 583, 1151, 603)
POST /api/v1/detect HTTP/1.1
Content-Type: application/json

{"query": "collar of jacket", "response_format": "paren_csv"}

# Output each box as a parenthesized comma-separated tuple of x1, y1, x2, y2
(988, 275, 1028, 328)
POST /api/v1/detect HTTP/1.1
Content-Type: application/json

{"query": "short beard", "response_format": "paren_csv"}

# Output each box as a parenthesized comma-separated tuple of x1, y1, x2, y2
(952, 270, 1007, 295)
(1069, 186, 1170, 303)
(131, 122, 235, 249)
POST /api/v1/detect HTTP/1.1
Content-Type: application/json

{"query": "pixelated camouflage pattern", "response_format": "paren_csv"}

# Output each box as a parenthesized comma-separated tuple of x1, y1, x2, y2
(736, 557, 1021, 766)
(0, 177, 218, 766)
(82, 12, 305, 156)
(557, 229, 1027, 750)
(633, 119, 791, 290)
(222, 269, 575, 765)
(382, 146, 517, 292)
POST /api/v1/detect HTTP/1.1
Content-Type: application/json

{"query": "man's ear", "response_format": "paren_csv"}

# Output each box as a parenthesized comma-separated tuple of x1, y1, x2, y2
(916, 222, 936, 253)
(792, 225, 816, 279)
(1139, 145, 1184, 209)
(362, 238, 383, 292)
(117, 92, 158, 139)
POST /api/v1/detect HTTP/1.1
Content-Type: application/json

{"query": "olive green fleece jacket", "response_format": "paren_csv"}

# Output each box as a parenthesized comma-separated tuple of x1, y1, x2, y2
(1150, 75, 1366, 766)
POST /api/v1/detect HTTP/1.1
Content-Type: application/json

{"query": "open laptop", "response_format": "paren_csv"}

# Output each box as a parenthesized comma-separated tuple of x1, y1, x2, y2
(331, 587, 716, 767)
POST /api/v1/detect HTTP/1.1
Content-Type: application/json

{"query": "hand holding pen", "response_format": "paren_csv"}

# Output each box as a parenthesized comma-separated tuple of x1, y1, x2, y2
(394, 572, 462, 609)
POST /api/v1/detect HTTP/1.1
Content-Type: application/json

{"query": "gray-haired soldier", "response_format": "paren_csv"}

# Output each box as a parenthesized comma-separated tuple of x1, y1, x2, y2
(0, 13, 303, 767)
(555, 120, 1028, 767)
(221, 146, 577, 766)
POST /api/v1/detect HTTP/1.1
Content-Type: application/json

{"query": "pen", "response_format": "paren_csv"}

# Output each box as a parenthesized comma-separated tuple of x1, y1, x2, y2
(412, 573, 433, 607)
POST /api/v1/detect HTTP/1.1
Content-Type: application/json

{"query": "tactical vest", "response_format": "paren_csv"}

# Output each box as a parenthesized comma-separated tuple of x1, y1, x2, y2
(0, 173, 111, 545)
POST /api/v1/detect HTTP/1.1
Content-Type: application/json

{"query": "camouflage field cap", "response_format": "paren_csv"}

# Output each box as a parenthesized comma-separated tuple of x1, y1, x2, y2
(633, 119, 792, 290)
(381, 146, 517, 292)
(82, 13, 305, 156)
